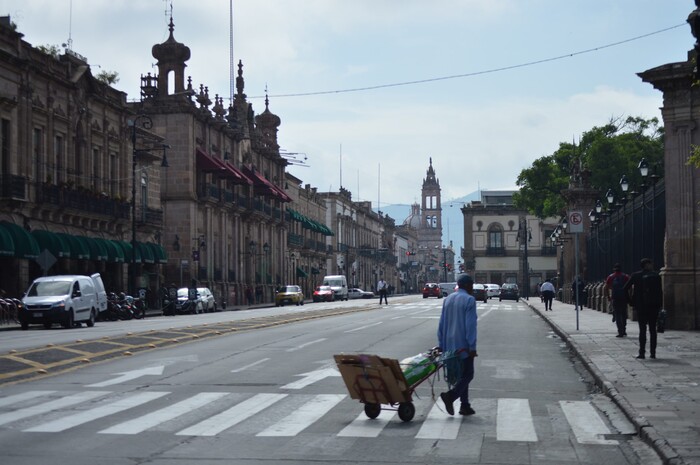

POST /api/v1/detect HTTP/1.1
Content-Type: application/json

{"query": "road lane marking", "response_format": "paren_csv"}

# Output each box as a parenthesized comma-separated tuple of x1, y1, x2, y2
(231, 358, 270, 373)
(176, 393, 287, 436)
(257, 394, 346, 436)
(0, 391, 105, 426)
(560, 400, 618, 445)
(24, 391, 168, 432)
(338, 409, 396, 437)
(99, 392, 228, 435)
(344, 322, 382, 333)
(0, 390, 55, 408)
(496, 398, 537, 442)
(281, 368, 340, 390)
(416, 402, 462, 439)
(285, 338, 327, 352)
(87, 365, 165, 387)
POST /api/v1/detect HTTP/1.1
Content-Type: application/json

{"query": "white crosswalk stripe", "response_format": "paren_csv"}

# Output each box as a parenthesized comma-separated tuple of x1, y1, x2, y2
(0, 390, 619, 445)
(176, 393, 287, 436)
(257, 394, 345, 437)
(24, 391, 169, 432)
(99, 392, 228, 435)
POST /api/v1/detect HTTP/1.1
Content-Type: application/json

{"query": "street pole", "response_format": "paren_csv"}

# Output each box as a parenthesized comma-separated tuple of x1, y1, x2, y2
(129, 114, 153, 297)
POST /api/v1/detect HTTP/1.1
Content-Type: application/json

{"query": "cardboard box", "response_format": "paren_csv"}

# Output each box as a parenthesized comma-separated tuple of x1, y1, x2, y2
(334, 354, 410, 404)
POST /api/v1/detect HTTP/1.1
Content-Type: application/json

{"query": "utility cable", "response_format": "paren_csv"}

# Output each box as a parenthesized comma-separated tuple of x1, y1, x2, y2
(255, 23, 685, 99)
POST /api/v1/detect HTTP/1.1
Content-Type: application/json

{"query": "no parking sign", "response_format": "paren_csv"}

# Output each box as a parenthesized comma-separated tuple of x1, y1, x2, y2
(568, 211, 584, 233)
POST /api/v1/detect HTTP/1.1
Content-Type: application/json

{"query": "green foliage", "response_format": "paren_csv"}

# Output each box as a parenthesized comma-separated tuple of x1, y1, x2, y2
(688, 145, 700, 168)
(514, 116, 664, 219)
(35, 44, 61, 59)
(95, 70, 120, 85)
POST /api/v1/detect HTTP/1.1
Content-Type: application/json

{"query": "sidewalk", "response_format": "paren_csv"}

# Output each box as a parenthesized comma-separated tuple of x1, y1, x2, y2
(523, 297, 700, 465)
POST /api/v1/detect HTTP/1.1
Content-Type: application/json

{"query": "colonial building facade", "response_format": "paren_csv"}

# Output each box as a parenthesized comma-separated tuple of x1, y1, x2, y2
(461, 190, 559, 294)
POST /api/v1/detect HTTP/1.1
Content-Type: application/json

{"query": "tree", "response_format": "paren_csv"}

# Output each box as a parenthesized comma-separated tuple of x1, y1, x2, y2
(95, 70, 120, 85)
(35, 44, 61, 59)
(514, 116, 664, 219)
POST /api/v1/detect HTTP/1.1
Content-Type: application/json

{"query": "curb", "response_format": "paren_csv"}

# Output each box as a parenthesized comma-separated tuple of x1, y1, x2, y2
(523, 299, 685, 465)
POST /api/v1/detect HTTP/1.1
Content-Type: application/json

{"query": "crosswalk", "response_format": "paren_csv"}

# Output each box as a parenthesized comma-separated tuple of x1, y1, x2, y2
(0, 389, 618, 444)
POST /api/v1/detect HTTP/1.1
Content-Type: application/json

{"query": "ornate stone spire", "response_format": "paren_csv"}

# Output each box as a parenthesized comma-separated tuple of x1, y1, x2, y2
(151, 16, 191, 95)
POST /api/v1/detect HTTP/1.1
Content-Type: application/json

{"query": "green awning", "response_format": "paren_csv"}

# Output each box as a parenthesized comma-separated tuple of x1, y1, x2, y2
(95, 238, 125, 263)
(146, 242, 168, 264)
(0, 221, 40, 259)
(116, 240, 141, 263)
(0, 226, 14, 256)
(296, 266, 308, 278)
(31, 229, 71, 258)
(57, 233, 90, 260)
(135, 242, 155, 264)
(83, 236, 108, 261)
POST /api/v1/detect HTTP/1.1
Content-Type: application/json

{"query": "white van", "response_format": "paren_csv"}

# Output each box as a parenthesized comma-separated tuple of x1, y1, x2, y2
(91, 273, 108, 316)
(21, 275, 99, 329)
(322, 275, 349, 301)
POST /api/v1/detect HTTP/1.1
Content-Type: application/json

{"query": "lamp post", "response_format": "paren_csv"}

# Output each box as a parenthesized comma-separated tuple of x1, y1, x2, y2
(517, 218, 532, 299)
(128, 114, 169, 298)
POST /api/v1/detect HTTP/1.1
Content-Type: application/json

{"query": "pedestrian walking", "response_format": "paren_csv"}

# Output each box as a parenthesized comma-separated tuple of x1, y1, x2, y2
(604, 263, 630, 338)
(437, 274, 478, 416)
(572, 275, 586, 309)
(540, 279, 556, 310)
(623, 258, 663, 359)
(377, 278, 388, 304)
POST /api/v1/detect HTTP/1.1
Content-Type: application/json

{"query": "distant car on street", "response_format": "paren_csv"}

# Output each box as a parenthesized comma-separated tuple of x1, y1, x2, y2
(438, 282, 458, 297)
(422, 283, 442, 299)
(499, 283, 520, 301)
(275, 285, 304, 307)
(485, 284, 501, 299)
(312, 285, 335, 302)
(472, 284, 488, 303)
(348, 288, 374, 299)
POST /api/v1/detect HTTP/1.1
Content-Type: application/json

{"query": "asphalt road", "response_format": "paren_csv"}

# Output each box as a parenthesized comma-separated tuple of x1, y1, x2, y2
(0, 295, 661, 464)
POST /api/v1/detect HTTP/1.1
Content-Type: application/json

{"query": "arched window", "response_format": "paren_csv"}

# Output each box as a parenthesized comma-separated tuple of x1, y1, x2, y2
(487, 223, 504, 255)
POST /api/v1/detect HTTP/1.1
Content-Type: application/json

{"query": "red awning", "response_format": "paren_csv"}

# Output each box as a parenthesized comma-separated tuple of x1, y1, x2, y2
(241, 166, 280, 199)
(270, 183, 292, 202)
(196, 148, 253, 185)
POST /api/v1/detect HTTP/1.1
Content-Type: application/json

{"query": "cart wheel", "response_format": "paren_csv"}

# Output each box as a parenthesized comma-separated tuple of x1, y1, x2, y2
(364, 403, 381, 419)
(398, 402, 416, 422)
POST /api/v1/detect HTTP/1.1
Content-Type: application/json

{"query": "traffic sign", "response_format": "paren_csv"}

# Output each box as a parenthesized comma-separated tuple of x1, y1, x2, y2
(568, 211, 584, 233)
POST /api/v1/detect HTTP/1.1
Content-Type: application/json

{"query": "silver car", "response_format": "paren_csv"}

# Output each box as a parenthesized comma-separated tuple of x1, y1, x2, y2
(197, 287, 217, 312)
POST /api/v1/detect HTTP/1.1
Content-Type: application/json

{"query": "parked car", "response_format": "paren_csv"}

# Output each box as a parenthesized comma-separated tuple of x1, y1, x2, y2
(499, 283, 520, 301)
(438, 282, 458, 297)
(197, 287, 217, 312)
(312, 286, 335, 302)
(348, 288, 374, 299)
(472, 283, 488, 303)
(485, 284, 501, 299)
(21, 275, 100, 329)
(422, 283, 442, 299)
(176, 287, 204, 314)
(275, 285, 304, 306)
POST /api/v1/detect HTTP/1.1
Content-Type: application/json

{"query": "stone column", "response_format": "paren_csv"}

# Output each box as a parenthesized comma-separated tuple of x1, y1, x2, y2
(639, 55, 700, 329)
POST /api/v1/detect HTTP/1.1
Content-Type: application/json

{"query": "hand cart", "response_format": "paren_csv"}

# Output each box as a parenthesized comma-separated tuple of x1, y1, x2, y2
(334, 347, 443, 422)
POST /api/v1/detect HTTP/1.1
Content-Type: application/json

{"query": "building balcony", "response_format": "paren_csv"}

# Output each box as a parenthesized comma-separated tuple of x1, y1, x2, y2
(485, 246, 506, 256)
(1, 174, 26, 200)
(36, 183, 130, 219)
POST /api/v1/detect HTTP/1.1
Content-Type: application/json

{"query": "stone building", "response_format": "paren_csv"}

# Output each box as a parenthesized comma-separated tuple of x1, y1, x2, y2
(0, 16, 167, 299)
(461, 190, 559, 294)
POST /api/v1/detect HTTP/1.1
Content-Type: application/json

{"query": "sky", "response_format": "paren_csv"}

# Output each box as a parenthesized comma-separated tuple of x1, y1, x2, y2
(0, 1, 693, 223)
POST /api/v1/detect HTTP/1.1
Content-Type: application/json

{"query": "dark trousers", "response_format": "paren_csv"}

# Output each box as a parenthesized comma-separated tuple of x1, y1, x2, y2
(378, 289, 388, 304)
(542, 290, 554, 309)
(446, 356, 475, 407)
(637, 309, 658, 356)
(611, 298, 627, 335)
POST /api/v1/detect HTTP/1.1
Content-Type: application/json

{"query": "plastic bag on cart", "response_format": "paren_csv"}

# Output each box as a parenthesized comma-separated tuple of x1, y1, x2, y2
(441, 350, 465, 387)
(400, 353, 437, 386)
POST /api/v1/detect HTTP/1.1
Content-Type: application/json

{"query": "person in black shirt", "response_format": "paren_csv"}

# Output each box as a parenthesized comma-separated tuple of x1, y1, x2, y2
(623, 258, 663, 359)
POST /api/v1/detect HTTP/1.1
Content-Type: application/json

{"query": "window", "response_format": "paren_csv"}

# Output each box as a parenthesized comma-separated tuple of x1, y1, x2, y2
(33, 128, 44, 182)
(54, 134, 65, 183)
(140, 171, 148, 222)
(1, 119, 9, 177)
(486, 224, 505, 256)
(109, 152, 117, 196)
(92, 147, 101, 192)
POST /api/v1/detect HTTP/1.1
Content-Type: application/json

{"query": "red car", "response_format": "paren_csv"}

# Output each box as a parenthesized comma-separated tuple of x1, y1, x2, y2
(312, 285, 335, 302)
(422, 283, 442, 299)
